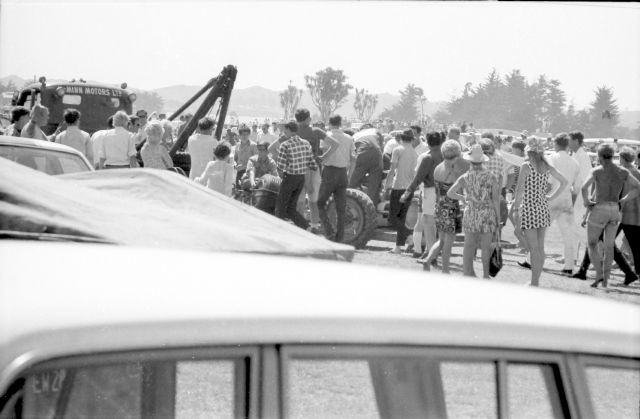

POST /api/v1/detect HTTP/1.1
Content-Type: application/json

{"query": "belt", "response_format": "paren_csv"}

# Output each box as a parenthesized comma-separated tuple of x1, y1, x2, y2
(595, 202, 619, 207)
(105, 164, 129, 168)
(323, 165, 348, 169)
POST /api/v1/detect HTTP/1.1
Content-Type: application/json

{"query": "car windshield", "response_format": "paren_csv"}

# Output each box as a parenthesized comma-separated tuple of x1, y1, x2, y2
(0, 145, 90, 175)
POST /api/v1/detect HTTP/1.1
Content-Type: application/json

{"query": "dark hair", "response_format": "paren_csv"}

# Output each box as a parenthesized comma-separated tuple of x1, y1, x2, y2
(107, 115, 114, 129)
(361, 123, 373, 129)
(238, 124, 251, 134)
(597, 144, 615, 159)
(400, 129, 414, 143)
(343, 129, 355, 136)
(10, 106, 29, 123)
(62, 108, 81, 125)
(256, 140, 270, 150)
(426, 131, 441, 147)
(511, 140, 525, 152)
(479, 138, 495, 155)
(197, 116, 215, 132)
(214, 143, 231, 159)
(294, 108, 310, 122)
(569, 131, 584, 145)
(284, 120, 298, 133)
(554, 133, 570, 150)
(410, 125, 422, 134)
(481, 132, 495, 141)
(328, 114, 342, 127)
(619, 146, 636, 164)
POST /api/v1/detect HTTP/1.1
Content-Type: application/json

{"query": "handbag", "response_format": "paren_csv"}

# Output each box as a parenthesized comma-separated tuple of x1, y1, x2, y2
(489, 229, 503, 277)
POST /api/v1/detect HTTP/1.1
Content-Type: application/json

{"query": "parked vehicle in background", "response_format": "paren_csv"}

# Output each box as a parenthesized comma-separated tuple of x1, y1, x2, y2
(0, 135, 93, 175)
(0, 241, 638, 419)
(7, 77, 135, 135)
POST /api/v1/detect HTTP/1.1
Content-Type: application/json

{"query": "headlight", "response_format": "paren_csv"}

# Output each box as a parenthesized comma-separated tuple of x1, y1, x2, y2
(55, 87, 65, 97)
(121, 82, 127, 89)
(128, 93, 137, 102)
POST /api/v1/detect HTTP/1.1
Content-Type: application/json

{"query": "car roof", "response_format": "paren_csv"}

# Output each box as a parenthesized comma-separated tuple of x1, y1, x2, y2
(1, 241, 638, 391)
(23, 81, 128, 91)
(0, 134, 80, 154)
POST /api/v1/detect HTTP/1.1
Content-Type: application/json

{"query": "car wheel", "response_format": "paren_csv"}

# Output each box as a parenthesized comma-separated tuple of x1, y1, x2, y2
(325, 188, 377, 249)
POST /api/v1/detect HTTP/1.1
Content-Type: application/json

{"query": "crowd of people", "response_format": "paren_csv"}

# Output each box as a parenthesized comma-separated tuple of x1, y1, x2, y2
(5, 102, 640, 288)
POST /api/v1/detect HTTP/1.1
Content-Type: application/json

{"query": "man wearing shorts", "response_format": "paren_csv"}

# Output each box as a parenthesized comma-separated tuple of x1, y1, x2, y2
(581, 144, 640, 288)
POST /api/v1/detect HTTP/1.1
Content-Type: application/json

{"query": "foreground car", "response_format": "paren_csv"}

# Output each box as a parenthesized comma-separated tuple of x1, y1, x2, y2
(0, 135, 93, 175)
(0, 242, 638, 418)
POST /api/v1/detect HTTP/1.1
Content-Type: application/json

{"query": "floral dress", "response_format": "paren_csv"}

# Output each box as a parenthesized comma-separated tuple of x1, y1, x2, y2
(434, 181, 462, 234)
(519, 163, 551, 230)
(459, 169, 498, 233)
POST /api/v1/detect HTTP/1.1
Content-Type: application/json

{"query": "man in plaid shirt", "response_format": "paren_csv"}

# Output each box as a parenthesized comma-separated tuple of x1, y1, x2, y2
(275, 121, 318, 229)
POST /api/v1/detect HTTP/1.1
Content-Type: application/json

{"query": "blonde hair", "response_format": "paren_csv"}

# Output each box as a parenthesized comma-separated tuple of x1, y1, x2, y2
(145, 121, 164, 144)
(441, 139, 461, 159)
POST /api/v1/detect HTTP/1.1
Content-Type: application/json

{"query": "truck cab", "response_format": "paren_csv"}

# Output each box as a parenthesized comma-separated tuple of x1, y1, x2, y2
(10, 77, 136, 135)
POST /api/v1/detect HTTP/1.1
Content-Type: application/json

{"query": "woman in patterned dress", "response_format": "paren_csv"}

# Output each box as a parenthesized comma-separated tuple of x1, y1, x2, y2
(448, 144, 501, 278)
(422, 140, 470, 273)
(513, 137, 568, 286)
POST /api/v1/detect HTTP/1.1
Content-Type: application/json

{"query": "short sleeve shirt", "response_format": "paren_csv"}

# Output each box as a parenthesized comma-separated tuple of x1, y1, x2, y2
(297, 125, 326, 158)
(391, 144, 418, 190)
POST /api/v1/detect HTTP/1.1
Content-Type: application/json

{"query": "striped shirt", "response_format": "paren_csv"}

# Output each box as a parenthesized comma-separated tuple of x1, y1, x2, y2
(277, 135, 317, 175)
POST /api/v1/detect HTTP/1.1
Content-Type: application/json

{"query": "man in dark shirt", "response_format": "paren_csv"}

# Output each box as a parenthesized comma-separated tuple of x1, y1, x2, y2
(294, 109, 326, 233)
(276, 120, 317, 230)
(348, 125, 384, 206)
(6, 106, 30, 137)
(582, 144, 640, 288)
(402, 131, 443, 257)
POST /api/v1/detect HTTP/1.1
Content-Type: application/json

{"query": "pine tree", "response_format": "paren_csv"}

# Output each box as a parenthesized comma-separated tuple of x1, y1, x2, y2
(588, 86, 619, 137)
(378, 84, 423, 123)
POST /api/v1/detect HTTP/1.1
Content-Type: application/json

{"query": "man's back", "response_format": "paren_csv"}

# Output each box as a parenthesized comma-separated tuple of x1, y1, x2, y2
(56, 126, 90, 156)
(593, 164, 629, 203)
(391, 144, 417, 190)
(187, 133, 218, 179)
(297, 124, 325, 158)
(549, 151, 580, 207)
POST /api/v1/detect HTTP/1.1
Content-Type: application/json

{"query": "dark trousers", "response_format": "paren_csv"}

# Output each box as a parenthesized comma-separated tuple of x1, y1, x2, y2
(578, 224, 635, 276)
(389, 189, 413, 246)
(349, 151, 383, 207)
(318, 166, 348, 242)
(621, 224, 640, 275)
(275, 173, 309, 230)
(235, 169, 246, 187)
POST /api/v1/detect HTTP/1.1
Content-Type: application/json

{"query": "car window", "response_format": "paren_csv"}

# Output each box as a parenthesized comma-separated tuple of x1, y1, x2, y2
(110, 98, 121, 108)
(586, 366, 639, 419)
(20, 357, 246, 419)
(508, 363, 567, 419)
(0, 145, 91, 174)
(62, 95, 82, 105)
(441, 362, 497, 419)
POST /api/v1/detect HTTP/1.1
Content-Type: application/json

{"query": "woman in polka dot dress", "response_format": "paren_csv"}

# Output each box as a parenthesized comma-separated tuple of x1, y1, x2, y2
(514, 137, 568, 286)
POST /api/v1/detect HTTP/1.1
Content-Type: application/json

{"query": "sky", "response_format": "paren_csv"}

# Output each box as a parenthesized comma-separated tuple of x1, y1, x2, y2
(1, 1, 639, 110)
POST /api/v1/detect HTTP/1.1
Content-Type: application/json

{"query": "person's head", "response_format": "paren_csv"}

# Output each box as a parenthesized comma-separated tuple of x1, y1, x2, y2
(238, 124, 251, 142)
(511, 140, 526, 157)
(145, 121, 164, 145)
(479, 138, 495, 156)
(426, 131, 441, 148)
(113, 111, 130, 128)
(63, 108, 81, 126)
(619, 146, 636, 167)
(400, 129, 414, 143)
(441, 139, 462, 160)
(597, 143, 615, 164)
(127, 115, 140, 132)
(197, 116, 215, 135)
(251, 124, 258, 132)
(294, 108, 311, 125)
(272, 121, 278, 131)
(158, 113, 166, 120)
(30, 104, 49, 126)
(135, 109, 148, 126)
(525, 137, 547, 166)
(554, 133, 570, 151)
(569, 131, 584, 152)
(261, 123, 270, 134)
(410, 125, 422, 138)
(463, 143, 489, 167)
(343, 129, 355, 136)
(256, 140, 270, 158)
(10, 106, 30, 128)
(214, 142, 231, 160)
(328, 114, 342, 128)
(284, 120, 298, 137)
(447, 127, 461, 141)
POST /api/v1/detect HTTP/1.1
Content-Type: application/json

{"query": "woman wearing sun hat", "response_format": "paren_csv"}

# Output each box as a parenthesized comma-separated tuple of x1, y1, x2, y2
(513, 137, 568, 286)
(447, 144, 501, 278)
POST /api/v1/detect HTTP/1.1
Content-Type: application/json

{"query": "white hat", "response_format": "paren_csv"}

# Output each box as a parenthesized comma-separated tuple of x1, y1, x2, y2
(463, 144, 489, 163)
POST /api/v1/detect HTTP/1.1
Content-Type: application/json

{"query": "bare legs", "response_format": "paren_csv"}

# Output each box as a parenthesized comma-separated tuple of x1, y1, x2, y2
(463, 232, 493, 278)
(587, 222, 618, 287)
(523, 227, 546, 286)
(423, 231, 455, 273)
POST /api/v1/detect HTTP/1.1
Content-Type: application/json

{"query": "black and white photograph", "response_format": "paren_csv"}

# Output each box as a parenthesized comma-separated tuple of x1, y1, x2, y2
(0, 1, 639, 418)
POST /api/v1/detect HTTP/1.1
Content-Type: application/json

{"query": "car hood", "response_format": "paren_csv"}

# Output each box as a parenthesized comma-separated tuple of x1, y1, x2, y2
(0, 159, 353, 261)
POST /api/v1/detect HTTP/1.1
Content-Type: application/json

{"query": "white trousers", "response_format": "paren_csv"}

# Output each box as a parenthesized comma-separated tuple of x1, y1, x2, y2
(550, 208, 577, 269)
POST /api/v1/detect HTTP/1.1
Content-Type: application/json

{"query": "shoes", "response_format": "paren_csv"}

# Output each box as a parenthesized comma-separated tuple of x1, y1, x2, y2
(389, 247, 403, 254)
(590, 278, 605, 288)
(412, 252, 422, 258)
(623, 273, 639, 286)
(572, 271, 587, 280)
(518, 261, 531, 269)
(561, 269, 573, 276)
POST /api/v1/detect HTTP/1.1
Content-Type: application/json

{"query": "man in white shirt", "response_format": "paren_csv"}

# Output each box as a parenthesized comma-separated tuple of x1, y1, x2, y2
(548, 133, 581, 275)
(132, 109, 149, 147)
(257, 123, 277, 144)
(90, 115, 114, 169)
(187, 116, 218, 180)
(569, 131, 593, 263)
(99, 111, 137, 169)
(317, 114, 354, 243)
(54, 108, 93, 163)
(249, 124, 259, 142)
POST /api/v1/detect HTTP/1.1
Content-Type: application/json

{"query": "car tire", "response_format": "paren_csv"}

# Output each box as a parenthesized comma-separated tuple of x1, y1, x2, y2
(325, 188, 377, 249)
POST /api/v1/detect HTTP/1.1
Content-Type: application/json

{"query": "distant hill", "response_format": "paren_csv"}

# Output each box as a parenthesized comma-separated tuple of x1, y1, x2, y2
(619, 111, 640, 130)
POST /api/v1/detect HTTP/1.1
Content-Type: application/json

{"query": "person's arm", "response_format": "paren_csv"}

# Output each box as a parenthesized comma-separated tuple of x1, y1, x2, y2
(276, 142, 288, 177)
(385, 148, 400, 191)
(320, 134, 339, 162)
(619, 173, 640, 204)
(446, 176, 466, 203)
(268, 158, 278, 176)
(581, 169, 596, 207)
(491, 174, 501, 223)
(128, 134, 138, 168)
(162, 148, 173, 169)
(247, 159, 256, 187)
(513, 163, 530, 210)
(195, 162, 212, 185)
(403, 157, 431, 201)
(268, 140, 280, 160)
(547, 165, 568, 202)
(84, 136, 94, 164)
(224, 163, 234, 196)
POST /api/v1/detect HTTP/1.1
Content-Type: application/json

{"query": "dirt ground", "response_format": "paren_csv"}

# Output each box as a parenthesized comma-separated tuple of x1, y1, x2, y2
(352, 221, 640, 305)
